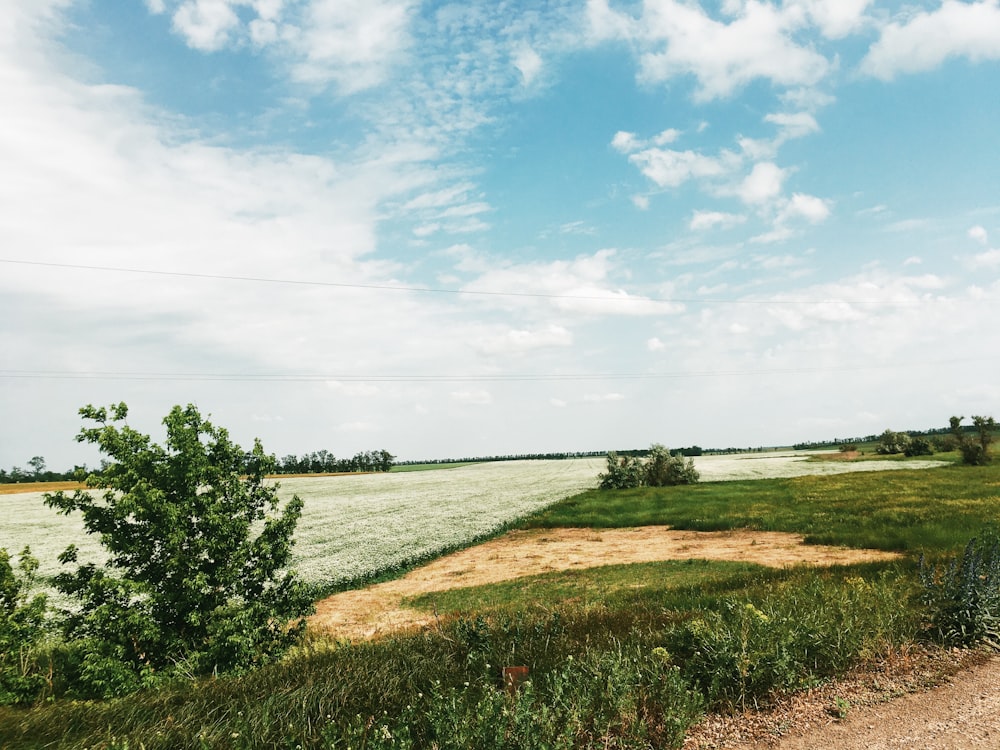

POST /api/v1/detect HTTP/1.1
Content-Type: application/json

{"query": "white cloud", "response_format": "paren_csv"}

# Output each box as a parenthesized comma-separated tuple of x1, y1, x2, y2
(647, 337, 666, 351)
(861, 0, 1000, 80)
(779, 87, 836, 112)
(689, 210, 746, 231)
(631, 194, 650, 210)
(628, 147, 733, 188)
(788, 0, 873, 39)
(738, 162, 786, 205)
(459, 250, 685, 317)
(292, 0, 415, 91)
(635, 0, 831, 100)
(171, 0, 241, 51)
(513, 44, 543, 86)
(969, 249, 1000, 269)
(764, 111, 820, 139)
(780, 193, 831, 223)
(611, 130, 640, 153)
(550, 398, 568, 408)
(750, 226, 795, 244)
(969, 225, 989, 245)
(652, 128, 682, 146)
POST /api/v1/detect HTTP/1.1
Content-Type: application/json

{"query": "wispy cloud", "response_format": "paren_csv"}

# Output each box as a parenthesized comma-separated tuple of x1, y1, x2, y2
(861, 0, 1000, 80)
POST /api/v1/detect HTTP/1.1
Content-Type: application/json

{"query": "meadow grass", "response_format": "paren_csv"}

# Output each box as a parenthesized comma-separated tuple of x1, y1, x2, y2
(525, 461, 1000, 556)
(0, 562, 914, 749)
(2, 457, 996, 748)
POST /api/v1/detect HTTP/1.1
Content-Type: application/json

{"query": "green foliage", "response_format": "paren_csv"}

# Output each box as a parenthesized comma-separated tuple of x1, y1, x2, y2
(950, 415, 996, 466)
(43, 402, 314, 696)
(667, 573, 914, 709)
(904, 436, 934, 457)
(920, 528, 1000, 648)
(875, 429, 911, 455)
(598, 445, 698, 490)
(0, 547, 49, 705)
(644, 444, 700, 487)
(597, 451, 645, 489)
(325, 649, 702, 750)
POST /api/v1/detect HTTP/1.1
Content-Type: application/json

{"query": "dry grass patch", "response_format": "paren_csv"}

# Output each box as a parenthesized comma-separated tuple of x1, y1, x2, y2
(310, 526, 900, 640)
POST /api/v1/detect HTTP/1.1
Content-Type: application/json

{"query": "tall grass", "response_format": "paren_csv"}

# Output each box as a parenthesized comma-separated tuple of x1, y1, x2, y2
(0, 563, 917, 749)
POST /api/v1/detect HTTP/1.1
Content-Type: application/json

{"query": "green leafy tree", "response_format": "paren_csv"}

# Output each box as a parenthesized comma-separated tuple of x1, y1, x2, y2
(0, 547, 48, 704)
(950, 415, 996, 466)
(27, 456, 46, 479)
(44, 403, 313, 694)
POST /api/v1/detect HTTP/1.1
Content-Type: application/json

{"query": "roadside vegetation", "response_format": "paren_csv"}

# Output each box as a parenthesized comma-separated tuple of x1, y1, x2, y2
(0, 417, 998, 748)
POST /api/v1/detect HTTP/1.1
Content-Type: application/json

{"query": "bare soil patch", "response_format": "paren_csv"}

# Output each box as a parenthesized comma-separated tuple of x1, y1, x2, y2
(0, 481, 84, 495)
(309, 526, 900, 640)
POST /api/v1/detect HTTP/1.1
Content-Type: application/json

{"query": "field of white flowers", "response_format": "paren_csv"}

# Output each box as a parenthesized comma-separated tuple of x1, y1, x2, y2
(0, 453, 946, 593)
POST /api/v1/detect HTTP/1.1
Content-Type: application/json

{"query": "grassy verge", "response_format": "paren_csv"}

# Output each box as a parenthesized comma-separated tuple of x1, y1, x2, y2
(0, 563, 916, 749)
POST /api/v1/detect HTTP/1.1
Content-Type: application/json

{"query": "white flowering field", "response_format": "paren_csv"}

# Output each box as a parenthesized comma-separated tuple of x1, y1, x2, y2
(0, 453, 946, 593)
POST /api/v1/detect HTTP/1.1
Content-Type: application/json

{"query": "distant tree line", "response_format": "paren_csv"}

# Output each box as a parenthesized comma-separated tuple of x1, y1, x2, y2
(273, 449, 395, 474)
(394, 451, 609, 466)
(0, 456, 84, 484)
(0, 448, 399, 483)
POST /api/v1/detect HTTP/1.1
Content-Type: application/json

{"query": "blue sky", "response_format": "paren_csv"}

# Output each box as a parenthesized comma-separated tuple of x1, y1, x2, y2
(2, 0, 999, 470)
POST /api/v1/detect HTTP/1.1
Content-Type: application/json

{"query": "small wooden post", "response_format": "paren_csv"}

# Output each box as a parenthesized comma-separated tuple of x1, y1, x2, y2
(502, 665, 529, 694)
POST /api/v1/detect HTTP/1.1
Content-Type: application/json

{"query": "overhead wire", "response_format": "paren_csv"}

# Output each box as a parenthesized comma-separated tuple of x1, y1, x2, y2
(0, 257, 952, 306)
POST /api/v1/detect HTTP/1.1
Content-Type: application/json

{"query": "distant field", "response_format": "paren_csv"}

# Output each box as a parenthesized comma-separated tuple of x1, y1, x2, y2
(0, 452, 949, 596)
(389, 462, 479, 472)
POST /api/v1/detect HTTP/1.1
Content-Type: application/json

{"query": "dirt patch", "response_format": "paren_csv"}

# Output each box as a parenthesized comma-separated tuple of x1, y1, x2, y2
(0, 481, 84, 495)
(816, 450, 862, 461)
(309, 527, 900, 640)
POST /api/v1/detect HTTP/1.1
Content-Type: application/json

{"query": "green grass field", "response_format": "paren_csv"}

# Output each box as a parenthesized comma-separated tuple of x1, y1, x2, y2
(527, 457, 1000, 555)
(2, 458, 998, 749)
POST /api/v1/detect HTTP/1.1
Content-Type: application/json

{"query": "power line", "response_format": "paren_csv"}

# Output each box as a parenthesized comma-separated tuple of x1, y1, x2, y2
(0, 257, 950, 306)
(0, 357, 984, 384)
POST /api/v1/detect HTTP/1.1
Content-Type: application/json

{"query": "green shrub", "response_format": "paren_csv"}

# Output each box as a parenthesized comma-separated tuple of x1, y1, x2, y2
(598, 445, 698, 490)
(0, 547, 49, 705)
(920, 529, 1000, 648)
(875, 429, 911, 455)
(598, 452, 645, 490)
(904, 437, 934, 457)
(644, 445, 699, 488)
